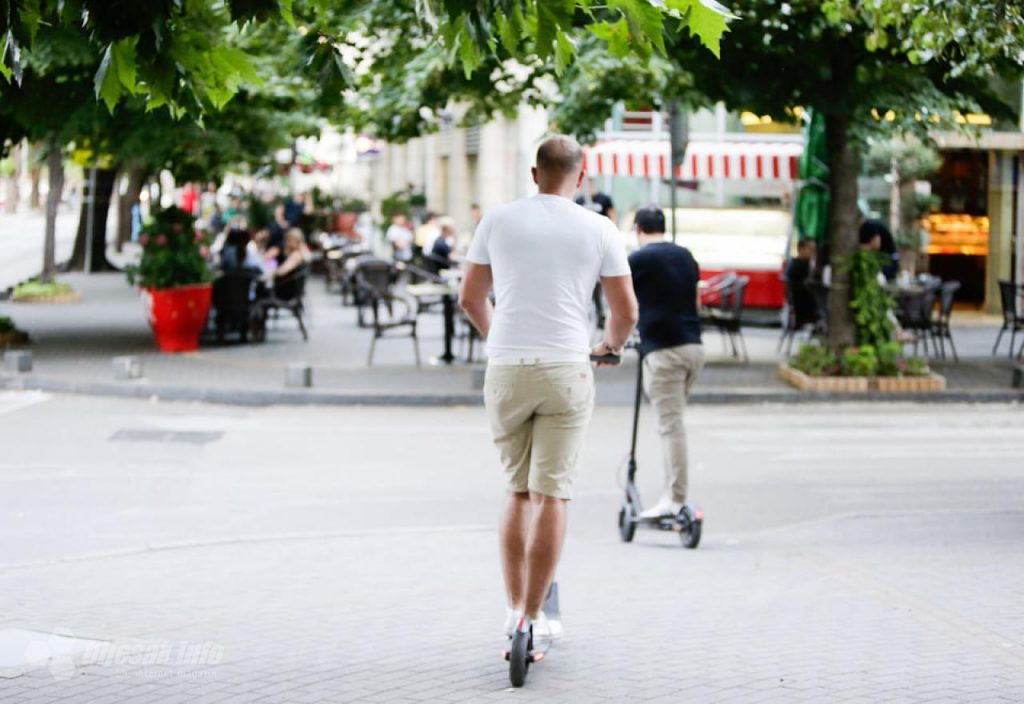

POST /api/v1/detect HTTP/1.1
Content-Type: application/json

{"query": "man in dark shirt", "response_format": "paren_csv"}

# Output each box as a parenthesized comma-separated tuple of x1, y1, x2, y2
(859, 213, 899, 280)
(784, 238, 819, 326)
(628, 206, 705, 518)
(575, 180, 617, 223)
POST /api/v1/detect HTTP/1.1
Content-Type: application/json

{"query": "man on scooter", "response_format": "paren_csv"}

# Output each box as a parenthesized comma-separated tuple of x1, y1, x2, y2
(628, 206, 705, 518)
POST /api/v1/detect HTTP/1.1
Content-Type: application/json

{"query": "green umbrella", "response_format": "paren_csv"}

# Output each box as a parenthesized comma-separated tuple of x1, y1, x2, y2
(794, 108, 829, 242)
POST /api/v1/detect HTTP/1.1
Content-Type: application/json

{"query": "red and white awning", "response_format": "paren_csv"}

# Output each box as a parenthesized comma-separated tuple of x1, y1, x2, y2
(582, 140, 803, 181)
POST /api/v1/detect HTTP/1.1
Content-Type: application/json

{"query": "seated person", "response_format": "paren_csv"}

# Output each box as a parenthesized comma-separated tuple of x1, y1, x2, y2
(430, 217, 460, 268)
(784, 238, 819, 327)
(219, 227, 267, 275)
(272, 228, 311, 302)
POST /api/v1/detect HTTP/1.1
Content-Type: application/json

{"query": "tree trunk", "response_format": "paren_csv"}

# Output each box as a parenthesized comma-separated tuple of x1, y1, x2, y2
(41, 138, 64, 284)
(4, 142, 21, 214)
(28, 143, 42, 211)
(116, 163, 147, 252)
(824, 112, 861, 353)
(67, 167, 118, 272)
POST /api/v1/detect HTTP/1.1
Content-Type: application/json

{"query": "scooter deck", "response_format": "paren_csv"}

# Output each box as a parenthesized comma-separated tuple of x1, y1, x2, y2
(500, 582, 560, 664)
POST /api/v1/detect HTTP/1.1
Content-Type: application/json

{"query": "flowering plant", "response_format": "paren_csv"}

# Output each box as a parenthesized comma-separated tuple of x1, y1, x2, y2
(126, 207, 213, 290)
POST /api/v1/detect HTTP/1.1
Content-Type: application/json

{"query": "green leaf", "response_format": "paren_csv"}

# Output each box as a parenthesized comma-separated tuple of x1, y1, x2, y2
(95, 45, 123, 112)
(554, 31, 576, 74)
(609, 0, 666, 55)
(456, 20, 482, 77)
(279, 0, 295, 25)
(112, 38, 139, 91)
(590, 18, 632, 58)
(535, 0, 575, 59)
(496, 13, 518, 54)
(684, 0, 730, 58)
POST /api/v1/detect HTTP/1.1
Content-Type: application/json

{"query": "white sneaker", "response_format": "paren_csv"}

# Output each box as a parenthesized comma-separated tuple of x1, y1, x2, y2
(503, 607, 563, 640)
(639, 497, 684, 519)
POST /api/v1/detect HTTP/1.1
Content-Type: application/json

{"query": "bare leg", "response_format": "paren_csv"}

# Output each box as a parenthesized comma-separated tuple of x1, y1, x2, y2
(500, 491, 531, 610)
(523, 492, 567, 618)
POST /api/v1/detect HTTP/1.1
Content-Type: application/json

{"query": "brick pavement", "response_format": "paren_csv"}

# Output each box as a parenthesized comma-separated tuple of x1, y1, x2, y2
(0, 395, 1022, 701)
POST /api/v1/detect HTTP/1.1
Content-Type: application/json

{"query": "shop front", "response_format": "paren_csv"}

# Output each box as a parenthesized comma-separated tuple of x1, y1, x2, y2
(582, 137, 802, 309)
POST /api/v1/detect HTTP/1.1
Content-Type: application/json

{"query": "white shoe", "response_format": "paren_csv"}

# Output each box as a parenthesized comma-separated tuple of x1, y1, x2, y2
(503, 607, 563, 640)
(639, 497, 684, 519)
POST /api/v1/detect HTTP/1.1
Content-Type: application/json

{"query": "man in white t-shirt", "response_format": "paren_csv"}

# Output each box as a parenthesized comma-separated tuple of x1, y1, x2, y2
(459, 134, 638, 645)
(385, 212, 413, 262)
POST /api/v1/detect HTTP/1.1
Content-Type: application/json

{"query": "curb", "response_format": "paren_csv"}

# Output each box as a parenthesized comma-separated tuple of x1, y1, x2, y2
(2, 373, 1022, 407)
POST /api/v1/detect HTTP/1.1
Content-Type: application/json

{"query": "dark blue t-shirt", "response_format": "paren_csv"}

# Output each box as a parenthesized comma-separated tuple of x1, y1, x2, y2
(628, 242, 702, 355)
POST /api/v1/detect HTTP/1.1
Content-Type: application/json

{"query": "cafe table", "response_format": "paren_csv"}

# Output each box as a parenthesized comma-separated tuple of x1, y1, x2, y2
(406, 281, 461, 365)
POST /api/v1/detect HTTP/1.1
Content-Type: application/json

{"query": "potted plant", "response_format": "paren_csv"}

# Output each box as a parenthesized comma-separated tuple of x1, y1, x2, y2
(0, 316, 30, 349)
(126, 206, 213, 353)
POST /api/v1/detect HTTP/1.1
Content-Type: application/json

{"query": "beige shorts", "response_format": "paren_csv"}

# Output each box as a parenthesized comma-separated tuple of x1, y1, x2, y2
(483, 361, 595, 500)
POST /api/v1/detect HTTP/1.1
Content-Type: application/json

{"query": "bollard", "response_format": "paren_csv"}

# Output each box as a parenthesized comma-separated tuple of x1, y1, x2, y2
(471, 367, 486, 390)
(112, 356, 143, 380)
(1013, 364, 1023, 389)
(3, 350, 32, 373)
(285, 362, 313, 388)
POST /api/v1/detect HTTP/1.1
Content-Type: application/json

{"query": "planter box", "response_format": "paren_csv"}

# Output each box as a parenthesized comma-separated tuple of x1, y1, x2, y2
(872, 373, 945, 392)
(780, 364, 946, 393)
(142, 283, 212, 353)
(778, 364, 870, 392)
(0, 331, 30, 349)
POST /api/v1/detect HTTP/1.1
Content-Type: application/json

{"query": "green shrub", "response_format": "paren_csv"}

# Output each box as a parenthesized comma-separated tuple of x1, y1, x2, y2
(0, 316, 15, 333)
(876, 340, 903, 377)
(903, 357, 930, 377)
(848, 250, 895, 348)
(125, 207, 212, 290)
(791, 343, 837, 376)
(841, 345, 879, 377)
(12, 280, 74, 300)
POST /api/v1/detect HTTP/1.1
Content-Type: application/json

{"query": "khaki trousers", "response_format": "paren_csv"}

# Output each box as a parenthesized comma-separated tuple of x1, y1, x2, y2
(642, 344, 705, 503)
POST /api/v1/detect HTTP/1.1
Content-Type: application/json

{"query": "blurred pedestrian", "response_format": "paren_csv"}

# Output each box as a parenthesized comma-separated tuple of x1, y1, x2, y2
(386, 212, 414, 262)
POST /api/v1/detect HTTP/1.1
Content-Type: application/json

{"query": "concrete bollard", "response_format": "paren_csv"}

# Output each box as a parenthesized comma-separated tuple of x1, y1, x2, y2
(1013, 364, 1023, 389)
(285, 362, 313, 388)
(471, 367, 486, 390)
(112, 356, 143, 380)
(3, 350, 32, 373)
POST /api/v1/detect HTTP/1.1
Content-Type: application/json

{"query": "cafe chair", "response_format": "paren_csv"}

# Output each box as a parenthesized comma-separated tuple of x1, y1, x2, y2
(930, 280, 960, 362)
(358, 266, 421, 366)
(895, 279, 939, 358)
(703, 274, 750, 362)
(353, 258, 398, 328)
(993, 280, 1024, 358)
(259, 266, 309, 341)
(211, 270, 265, 344)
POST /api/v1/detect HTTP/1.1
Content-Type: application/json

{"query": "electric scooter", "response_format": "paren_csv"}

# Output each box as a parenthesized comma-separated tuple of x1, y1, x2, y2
(617, 349, 703, 548)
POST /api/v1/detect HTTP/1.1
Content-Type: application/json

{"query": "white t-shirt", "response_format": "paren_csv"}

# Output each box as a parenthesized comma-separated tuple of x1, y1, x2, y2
(467, 193, 631, 364)
(386, 224, 413, 261)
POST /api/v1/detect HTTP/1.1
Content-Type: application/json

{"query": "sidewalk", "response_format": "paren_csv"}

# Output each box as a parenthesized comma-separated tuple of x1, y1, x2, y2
(0, 208, 79, 291)
(0, 271, 1021, 405)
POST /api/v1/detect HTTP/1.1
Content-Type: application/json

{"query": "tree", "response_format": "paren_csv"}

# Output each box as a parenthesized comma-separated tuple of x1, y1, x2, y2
(551, 1, 1023, 352)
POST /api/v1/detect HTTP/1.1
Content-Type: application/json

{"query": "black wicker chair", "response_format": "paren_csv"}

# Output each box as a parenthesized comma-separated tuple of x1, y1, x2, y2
(259, 266, 309, 341)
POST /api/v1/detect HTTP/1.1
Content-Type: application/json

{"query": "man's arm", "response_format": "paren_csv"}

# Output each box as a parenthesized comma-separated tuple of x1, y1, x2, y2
(597, 274, 638, 353)
(458, 262, 494, 338)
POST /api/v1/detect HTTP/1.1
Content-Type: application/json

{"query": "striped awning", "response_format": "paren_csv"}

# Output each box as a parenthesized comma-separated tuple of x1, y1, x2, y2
(582, 139, 803, 181)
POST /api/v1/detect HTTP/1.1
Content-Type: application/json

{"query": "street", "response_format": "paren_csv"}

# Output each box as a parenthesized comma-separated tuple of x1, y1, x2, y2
(0, 393, 1022, 702)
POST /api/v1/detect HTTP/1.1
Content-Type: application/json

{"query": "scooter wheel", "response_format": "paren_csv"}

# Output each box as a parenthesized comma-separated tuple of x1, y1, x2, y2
(681, 517, 702, 549)
(508, 628, 530, 687)
(618, 501, 637, 543)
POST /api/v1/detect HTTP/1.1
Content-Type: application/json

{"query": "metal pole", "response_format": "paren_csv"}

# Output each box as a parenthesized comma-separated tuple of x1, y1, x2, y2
(669, 101, 679, 243)
(84, 165, 97, 273)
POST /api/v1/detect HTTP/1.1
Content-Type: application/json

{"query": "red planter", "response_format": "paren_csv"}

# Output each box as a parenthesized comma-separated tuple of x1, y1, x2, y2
(142, 284, 212, 353)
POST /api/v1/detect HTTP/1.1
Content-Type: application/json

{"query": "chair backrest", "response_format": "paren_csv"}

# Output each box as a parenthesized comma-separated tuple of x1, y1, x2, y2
(997, 280, 1020, 323)
(355, 258, 395, 298)
(703, 271, 739, 310)
(274, 266, 308, 301)
(213, 271, 259, 310)
(728, 276, 750, 315)
(937, 280, 960, 322)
